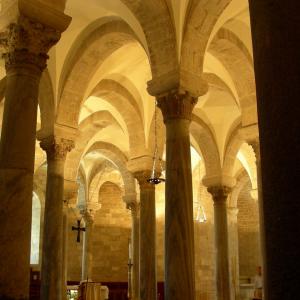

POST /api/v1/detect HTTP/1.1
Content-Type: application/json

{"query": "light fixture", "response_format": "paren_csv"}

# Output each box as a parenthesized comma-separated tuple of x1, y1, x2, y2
(148, 101, 165, 185)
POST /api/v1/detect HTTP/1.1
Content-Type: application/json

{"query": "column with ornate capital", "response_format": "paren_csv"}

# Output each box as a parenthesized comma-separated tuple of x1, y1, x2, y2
(156, 91, 197, 300)
(207, 186, 231, 300)
(80, 203, 101, 281)
(40, 137, 74, 300)
(0, 4, 71, 299)
(135, 171, 157, 300)
(125, 197, 140, 300)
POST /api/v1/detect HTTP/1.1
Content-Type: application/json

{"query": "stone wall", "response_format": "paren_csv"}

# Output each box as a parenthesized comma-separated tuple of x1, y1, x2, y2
(194, 179, 216, 300)
(237, 180, 262, 278)
(67, 181, 131, 282)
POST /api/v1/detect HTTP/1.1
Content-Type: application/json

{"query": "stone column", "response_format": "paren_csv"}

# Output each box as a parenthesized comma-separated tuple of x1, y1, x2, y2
(135, 171, 157, 300)
(207, 186, 231, 300)
(80, 203, 100, 281)
(227, 207, 240, 300)
(249, 2, 300, 298)
(126, 198, 140, 300)
(0, 6, 70, 298)
(62, 181, 78, 300)
(40, 136, 74, 300)
(156, 91, 197, 300)
(62, 201, 69, 300)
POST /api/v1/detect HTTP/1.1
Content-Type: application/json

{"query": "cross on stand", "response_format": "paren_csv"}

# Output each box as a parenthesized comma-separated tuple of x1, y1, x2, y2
(72, 220, 85, 243)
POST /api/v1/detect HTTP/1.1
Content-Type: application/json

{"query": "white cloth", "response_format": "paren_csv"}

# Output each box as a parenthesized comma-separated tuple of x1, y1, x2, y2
(254, 275, 263, 289)
(100, 286, 109, 300)
(80, 281, 102, 300)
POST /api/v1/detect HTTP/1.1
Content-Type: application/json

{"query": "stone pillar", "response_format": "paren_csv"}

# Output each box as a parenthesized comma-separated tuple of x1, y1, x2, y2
(62, 201, 69, 300)
(249, 2, 300, 298)
(227, 207, 240, 300)
(0, 5, 70, 298)
(40, 136, 74, 300)
(135, 171, 157, 300)
(156, 91, 197, 300)
(126, 198, 140, 300)
(208, 186, 231, 300)
(62, 181, 78, 300)
(80, 203, 100, 281)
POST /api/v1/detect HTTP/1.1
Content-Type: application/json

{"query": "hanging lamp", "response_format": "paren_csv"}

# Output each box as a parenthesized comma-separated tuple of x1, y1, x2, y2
(147, 101, 165, 185)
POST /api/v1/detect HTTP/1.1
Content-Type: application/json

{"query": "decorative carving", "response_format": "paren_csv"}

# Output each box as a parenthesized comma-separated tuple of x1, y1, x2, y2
(0, 15, 61, 71)
(156, 90, 198, 122)
(207, 186, 232, 203)
(40, 136, 74, 161)
(134, 170, 154, 190)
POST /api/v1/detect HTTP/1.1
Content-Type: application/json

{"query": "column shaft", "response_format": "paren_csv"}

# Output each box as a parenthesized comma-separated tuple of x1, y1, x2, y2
(227, 207, 240, 300)
(157, 92, 196, 300)
(40, 138, 74, 300)
(209, 187, 231, 300)
(62, 204, 69, 300)
(0, 16, 61, 299)
(131, 204, 140, 300)
(139, 180, 157, 300)
(81, 216, 94, 281)
(249, 2, 300, 298)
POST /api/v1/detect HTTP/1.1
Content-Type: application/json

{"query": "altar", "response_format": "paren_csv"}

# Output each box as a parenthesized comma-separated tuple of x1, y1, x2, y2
(67, 281, 109, 300)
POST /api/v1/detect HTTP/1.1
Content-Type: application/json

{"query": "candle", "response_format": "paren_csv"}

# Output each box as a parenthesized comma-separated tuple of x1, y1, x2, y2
(128, 238, 132, 259)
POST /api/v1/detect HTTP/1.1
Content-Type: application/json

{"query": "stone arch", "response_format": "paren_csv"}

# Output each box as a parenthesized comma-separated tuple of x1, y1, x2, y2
(88, 160, 120, 204)
(208, 28, 257, 126)
(56, 18, 144, 128)
(190, 114, 222, 178)
(86, 141, 136, 196)
(120, 0, 178, 78)
(223, 121, 243, 177)
(228, 169, 250, 208)
(223, 123, 257, 190)
(90, 79, 146, 157)
(181, 0, 231, 75)
(64, 110, 124, 181)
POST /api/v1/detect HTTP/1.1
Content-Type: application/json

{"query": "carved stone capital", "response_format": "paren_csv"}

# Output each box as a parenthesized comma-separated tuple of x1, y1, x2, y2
(127, 201, 140, 218)
(207, 186, 232, 203)
(79, 202, 101, 224)
(0, 15, 61, 71)
(40, 136, 74, 161)
(134, 170, 154, 190)
(227, 207, 239, 217)
(156, 90, 198, 122)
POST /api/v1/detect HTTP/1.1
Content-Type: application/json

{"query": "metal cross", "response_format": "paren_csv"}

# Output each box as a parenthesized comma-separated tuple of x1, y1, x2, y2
(72, 220, 85, 243)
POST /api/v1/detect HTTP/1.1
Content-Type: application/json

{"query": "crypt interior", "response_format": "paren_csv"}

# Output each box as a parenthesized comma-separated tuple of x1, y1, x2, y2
(0, 1, 299, 300)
